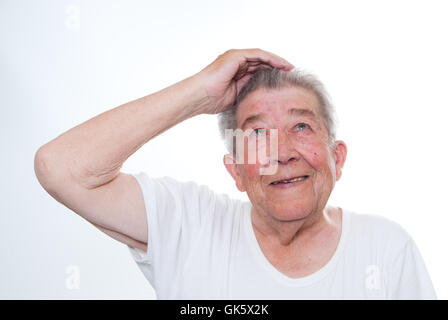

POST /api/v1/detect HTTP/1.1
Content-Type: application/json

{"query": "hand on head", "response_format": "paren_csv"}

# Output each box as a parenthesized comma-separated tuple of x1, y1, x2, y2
(196, 48, 294, 114)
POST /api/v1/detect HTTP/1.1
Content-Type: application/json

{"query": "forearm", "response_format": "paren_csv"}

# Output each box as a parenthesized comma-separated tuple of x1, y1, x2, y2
(35, 73, 208, 189)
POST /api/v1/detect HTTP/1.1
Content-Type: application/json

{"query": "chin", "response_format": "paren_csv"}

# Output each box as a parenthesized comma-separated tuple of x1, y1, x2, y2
(269, 201, 315, 222)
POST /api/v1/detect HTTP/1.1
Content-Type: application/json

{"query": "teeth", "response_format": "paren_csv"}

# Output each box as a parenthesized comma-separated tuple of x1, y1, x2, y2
(272, 176, 307, 185)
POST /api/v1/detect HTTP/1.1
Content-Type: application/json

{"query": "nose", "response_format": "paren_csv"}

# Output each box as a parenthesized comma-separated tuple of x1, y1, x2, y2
(274, 131, 300, 165)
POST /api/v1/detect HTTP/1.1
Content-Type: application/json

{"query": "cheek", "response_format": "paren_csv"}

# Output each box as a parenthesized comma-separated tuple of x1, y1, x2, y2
(300, 143, 326, 168)
(302, 145, 335, 175)
(240, 164, 261, 184)
(311, 151, 321, 165)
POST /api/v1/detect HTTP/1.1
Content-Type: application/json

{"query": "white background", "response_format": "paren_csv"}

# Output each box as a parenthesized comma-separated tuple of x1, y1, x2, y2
(1, 0, 447, 299)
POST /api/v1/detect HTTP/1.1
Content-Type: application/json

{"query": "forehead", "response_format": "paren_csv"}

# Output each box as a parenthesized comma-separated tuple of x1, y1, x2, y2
(236, 86, 321, 127)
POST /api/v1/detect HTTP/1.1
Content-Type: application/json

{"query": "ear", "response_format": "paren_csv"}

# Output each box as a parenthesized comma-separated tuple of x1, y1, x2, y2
(332, 140, 347, 181)
(223, 154, 246, 192)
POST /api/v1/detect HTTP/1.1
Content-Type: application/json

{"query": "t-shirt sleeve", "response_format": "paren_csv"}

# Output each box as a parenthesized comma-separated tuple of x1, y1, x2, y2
(127, 171, 217, 291)
(388, 237, 437, 299)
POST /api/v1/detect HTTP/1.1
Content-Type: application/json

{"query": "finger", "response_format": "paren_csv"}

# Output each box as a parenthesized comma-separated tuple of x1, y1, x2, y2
(233, 62, 250, 81)
(233, 62, 276, 83)
(245, 62, 275, 74)
(243, 48, 295, 70)
(245, 57, 293, 71)
(232, 60, 264, 81)
(234, 65, 274, 93)
(235, 73, 254, 93)
(234, 60, 274, 79)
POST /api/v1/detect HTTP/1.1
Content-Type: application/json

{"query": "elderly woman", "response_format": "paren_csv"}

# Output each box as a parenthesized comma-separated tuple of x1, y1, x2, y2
(34, 49, 436, 299)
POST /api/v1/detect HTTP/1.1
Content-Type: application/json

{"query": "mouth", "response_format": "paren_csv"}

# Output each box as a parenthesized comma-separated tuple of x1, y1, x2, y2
(269, 175, 310, 187)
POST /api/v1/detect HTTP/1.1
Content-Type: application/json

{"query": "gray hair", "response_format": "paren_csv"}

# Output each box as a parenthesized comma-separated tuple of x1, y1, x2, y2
(217, 67, 337, 153)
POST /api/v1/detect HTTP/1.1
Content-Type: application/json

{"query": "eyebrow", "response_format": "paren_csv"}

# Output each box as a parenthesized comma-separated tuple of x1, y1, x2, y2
(240, 108, 317, 129)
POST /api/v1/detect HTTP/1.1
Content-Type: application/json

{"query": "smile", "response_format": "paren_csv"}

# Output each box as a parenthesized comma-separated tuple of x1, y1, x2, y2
(269, 175, 310, 186)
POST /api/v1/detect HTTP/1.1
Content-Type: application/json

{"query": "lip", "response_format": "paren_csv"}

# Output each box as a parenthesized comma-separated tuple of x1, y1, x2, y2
(268, 175, 310, 188)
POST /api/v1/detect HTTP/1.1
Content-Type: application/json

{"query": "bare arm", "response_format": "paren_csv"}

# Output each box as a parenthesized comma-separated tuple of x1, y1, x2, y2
(35, 74, 209, 191)
(34, 49, 294, 249)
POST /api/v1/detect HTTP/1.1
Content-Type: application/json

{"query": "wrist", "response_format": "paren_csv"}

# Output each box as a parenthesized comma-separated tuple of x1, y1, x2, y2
(185, 72, 212, 116)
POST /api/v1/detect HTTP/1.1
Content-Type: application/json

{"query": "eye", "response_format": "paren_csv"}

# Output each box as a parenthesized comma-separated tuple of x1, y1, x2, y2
(253, 128, 267, 136)
(294, 123, 310, 131)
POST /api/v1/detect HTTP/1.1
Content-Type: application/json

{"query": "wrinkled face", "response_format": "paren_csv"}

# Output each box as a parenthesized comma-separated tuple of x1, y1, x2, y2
(224, 86, 347, 222)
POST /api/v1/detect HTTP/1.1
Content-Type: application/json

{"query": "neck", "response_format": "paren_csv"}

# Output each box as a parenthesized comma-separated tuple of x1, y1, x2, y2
(251, 205, 337, 247)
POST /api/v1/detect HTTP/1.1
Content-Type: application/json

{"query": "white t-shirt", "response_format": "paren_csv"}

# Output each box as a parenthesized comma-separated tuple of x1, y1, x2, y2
(128, 172, 437, 299)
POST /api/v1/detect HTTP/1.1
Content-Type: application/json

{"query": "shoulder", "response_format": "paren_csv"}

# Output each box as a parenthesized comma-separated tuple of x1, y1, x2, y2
(344, 208, 412, 250)
(133, 171, 245, 216)
(132, 172, 219, 203)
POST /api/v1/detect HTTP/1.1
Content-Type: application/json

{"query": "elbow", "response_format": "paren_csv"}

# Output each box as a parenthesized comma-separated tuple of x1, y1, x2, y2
(34, 145, 63, 192)
(34, 146, 49, 184)
(34, 145, 81, 205)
